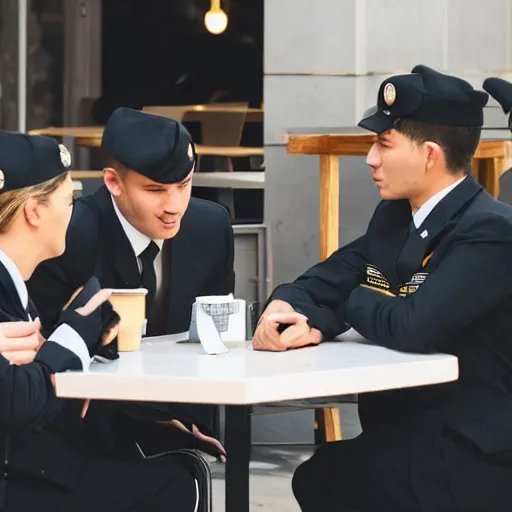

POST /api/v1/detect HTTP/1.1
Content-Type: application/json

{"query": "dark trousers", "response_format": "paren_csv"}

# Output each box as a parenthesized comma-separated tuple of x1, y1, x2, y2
(292, 425, 422, 512)
(5, 452, 196, 512)
(292, 422, 512, 512)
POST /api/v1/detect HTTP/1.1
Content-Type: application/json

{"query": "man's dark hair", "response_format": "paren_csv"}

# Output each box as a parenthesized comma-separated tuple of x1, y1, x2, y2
(106, 156, 130, 178)
(396, 119, 481, 174)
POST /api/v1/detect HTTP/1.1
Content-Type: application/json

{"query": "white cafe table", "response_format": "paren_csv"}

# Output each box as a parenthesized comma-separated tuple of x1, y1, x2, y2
(55, 331, 458, 512)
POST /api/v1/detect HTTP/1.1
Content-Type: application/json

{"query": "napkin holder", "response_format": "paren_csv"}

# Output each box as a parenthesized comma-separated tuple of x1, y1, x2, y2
(189, 295, 246, 355)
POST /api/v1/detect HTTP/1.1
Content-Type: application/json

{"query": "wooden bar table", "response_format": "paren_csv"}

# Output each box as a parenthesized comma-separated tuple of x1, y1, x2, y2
(29, 126, 263, 157)
(285, 126, 512, 442)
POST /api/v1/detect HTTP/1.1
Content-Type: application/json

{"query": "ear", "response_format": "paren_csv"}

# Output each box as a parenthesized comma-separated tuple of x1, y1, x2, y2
(103, 168, 122, 197)
(23, 197, 43, 228)
(423, 141, 443, 172)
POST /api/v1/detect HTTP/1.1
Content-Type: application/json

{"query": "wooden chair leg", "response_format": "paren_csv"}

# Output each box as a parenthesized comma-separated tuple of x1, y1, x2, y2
(318, 155, 342, 443)
(323, 407, 342, 442)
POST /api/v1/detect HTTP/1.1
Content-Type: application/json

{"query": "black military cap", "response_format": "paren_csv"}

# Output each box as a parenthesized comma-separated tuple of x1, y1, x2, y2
(359, 65, 489, 134)
(0, 130, 71, 194)
(102, 107, 196, 184)
(482, 77, 512, 130)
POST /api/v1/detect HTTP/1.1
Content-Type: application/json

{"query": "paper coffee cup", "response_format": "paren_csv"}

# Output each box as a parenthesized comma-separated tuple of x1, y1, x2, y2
(109, 288, 148, 351)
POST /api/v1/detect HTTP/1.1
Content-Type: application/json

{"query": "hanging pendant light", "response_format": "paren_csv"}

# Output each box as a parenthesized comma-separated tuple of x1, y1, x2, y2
(204, 0, 228, 35)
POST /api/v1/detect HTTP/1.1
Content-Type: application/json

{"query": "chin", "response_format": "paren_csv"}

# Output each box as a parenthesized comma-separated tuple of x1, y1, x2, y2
(378, 189, 392, 199)
(378, 189, 404, 201)
(155, 221, 181, 240)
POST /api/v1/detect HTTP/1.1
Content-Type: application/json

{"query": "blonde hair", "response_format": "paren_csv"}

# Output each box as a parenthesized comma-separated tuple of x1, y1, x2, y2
(0, 172, 69, 233)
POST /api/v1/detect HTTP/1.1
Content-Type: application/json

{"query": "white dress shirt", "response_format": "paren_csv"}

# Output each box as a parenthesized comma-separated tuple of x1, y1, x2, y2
(111, 197, 164, 290)
(0, 248, 91, 370)
(412, 175, 466, 229)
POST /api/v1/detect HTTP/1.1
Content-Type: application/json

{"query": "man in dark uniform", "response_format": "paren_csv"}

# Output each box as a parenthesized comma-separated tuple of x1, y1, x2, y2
(254, 65, 512, 511)
(28, 108, 234, 457)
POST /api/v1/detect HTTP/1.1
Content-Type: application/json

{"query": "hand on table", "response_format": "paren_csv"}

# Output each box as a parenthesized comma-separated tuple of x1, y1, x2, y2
(252, 300, 322, 352)
(0, 318, 43, 365)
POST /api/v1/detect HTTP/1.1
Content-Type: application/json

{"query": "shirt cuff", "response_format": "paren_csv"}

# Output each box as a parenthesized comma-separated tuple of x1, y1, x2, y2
(48, 324, 92, 371)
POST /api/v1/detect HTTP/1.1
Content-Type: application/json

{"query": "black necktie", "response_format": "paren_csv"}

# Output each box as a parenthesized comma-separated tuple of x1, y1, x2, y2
(139, 241, 159, 318)
(147, 241, 171, 337)
(395, 221, 428, 283)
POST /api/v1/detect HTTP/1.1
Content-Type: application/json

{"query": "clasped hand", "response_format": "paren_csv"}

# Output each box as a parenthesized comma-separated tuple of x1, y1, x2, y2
(252, 300, 322, 352)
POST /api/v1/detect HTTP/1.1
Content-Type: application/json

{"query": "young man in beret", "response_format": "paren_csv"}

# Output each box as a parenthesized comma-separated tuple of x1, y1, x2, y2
(28, 108, 233, 460)
(255, 65, 512, 511)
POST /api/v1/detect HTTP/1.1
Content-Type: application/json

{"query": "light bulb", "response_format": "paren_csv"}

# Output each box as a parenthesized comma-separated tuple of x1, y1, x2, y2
(204, 7, 228, 35)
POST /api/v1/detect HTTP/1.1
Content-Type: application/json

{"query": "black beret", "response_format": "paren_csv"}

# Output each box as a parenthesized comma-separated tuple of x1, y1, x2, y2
(359, 65, 489, 134)
(483, 77, 512, 113)
(0, 130, 71, 194)
(482, 77, 512, 131)
(102, 107, 196, 184)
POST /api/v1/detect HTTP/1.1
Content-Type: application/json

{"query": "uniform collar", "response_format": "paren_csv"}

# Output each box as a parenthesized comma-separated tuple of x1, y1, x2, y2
(111, 196, 164, 257)
(413, 175, 467, 229)
(0, 248, 28, 309)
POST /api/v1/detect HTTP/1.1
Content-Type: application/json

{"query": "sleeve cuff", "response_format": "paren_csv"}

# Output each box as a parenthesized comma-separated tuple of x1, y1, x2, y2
(35, 340, 83, 373)
(47, 324, 92, 371)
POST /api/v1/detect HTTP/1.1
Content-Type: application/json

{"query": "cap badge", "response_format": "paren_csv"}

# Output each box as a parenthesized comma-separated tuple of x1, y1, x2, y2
(187, 143, 194, 161)
(0, 170, 5, 191)
(383, 83, 397, 106)
(59, 144, 71, 168)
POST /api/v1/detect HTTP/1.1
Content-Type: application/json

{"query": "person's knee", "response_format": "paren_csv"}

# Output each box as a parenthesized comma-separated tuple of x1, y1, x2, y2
(292, 444, 344, 511)
(292, 458, 318, 510)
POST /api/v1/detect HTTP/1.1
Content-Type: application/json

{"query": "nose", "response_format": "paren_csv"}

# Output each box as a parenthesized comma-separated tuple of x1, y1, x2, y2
(366, 142, 381, 169)
(161, 191, 181, 215)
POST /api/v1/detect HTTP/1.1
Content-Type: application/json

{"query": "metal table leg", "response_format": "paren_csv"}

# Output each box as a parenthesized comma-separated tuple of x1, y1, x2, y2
(224, 405, 251, 512)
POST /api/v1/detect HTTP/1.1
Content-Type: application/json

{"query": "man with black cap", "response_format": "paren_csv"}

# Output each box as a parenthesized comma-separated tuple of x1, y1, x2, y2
(254, 65, 512, 511)
(28, 108, 233, 459)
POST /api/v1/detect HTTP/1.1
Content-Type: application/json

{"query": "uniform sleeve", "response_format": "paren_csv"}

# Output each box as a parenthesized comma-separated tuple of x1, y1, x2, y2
(345, 215, 512, 353)
(0, 338, 82, 432)
(268, 235, 368, 339)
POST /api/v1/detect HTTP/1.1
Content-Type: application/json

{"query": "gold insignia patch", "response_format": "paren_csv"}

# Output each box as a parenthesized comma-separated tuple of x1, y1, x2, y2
(361, 284, 396, 297)
(383, 83, 396, 106)
(187, 144, 194, 161)
(398, 272, 429, 297)
(365, 264, 393, 293)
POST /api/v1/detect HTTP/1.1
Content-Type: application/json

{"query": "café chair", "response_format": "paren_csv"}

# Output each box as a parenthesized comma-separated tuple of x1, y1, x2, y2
(171, 450, 212, 512)
(135, 444, 212, 512)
